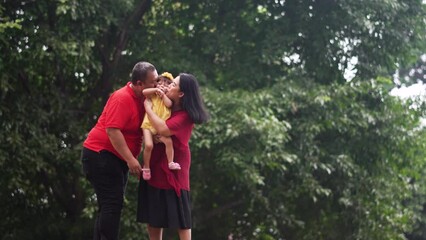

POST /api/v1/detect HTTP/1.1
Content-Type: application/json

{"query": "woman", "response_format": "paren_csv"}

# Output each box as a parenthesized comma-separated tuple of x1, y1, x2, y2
(137, 73, 209, 240)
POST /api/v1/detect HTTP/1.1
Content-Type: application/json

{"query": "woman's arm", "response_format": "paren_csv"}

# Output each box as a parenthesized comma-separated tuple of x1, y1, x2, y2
(144, 99, 172, 136)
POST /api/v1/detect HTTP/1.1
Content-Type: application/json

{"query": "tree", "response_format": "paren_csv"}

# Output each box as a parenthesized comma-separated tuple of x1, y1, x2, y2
(188, 75, 426, 239)
(1, 0, 425, 239)
(135, 0, 426, 88)
(0, 0, 153, 238)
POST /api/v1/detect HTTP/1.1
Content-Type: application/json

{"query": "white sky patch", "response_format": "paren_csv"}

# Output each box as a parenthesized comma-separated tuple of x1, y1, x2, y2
(391, 82, 426, 127)
(390, 82, 426, 99)
(283, 53, 301, 65)
(343, 56, 358, 81)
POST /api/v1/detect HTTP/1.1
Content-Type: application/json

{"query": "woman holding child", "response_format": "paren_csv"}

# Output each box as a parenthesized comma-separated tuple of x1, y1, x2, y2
(137, 73, 209, 240)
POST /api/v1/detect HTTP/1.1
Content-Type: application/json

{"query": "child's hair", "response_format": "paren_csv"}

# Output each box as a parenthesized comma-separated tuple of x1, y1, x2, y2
(157, 72, 174, 85)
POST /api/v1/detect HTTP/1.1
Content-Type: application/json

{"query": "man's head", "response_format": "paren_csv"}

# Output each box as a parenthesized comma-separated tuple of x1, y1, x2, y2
(131, 61, 158, 88)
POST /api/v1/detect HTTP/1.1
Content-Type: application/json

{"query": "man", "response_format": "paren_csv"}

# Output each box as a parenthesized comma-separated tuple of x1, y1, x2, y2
(81, 61, 158, 240)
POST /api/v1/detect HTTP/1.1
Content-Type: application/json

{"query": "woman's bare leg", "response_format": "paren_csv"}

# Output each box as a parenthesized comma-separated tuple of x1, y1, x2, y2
(147, 225, 163, 240)
(177, 229, 191, 240)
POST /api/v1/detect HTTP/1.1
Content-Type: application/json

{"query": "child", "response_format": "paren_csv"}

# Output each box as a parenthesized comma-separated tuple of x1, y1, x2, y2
(141, 72, 181, 180)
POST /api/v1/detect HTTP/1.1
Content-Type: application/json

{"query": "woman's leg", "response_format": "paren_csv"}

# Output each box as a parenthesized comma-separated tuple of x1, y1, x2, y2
(147, 225, 163, 240)
(143, 129, 154, 169)
(177, 229, 191, 240)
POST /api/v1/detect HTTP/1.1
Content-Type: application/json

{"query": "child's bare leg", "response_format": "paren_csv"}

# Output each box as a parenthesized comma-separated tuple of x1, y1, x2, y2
(161, 136, 180, 170)
(162, 136, 174, 164)
(143, 129, 154, 169)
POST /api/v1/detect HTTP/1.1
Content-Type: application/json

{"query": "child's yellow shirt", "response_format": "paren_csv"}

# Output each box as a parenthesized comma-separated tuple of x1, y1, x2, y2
(141, 95, 171, 134)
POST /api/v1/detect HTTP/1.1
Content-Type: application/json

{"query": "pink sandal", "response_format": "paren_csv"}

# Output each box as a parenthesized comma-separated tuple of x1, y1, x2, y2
(168, 162, 181, 170)
(142, 168, 151, 180)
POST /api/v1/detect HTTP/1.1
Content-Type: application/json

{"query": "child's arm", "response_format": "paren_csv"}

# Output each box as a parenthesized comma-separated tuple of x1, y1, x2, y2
(142, 88, 159, 97)
(161, 94, 173, 108)
(156, 86, 173, 108)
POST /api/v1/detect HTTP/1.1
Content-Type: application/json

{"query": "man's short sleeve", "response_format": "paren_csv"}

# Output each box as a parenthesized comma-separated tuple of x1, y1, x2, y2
(104, 96, 131, 129)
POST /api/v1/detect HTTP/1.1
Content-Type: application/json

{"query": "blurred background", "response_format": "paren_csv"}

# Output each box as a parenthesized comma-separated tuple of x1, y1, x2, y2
(1, 0, 426, 239)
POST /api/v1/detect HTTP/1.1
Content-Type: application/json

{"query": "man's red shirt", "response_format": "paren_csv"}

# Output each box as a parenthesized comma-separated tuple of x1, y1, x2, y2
(83, 82, 145, 160)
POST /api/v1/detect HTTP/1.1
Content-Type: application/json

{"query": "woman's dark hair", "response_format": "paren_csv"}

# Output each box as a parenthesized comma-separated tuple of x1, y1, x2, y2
(131, 61, 156, 84)
(179, 73, 210, 124)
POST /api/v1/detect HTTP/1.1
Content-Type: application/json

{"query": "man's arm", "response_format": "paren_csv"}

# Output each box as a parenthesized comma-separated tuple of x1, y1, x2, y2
(106, 128, 142, 174)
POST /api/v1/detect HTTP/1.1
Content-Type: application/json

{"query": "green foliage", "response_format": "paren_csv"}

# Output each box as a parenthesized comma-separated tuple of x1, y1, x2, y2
(190, 88, 294, 239)
(136, 0, 426, 88)
(0, 0, 425, 239)
(273, 78, 425, 239)
(187, 77, 426, 239)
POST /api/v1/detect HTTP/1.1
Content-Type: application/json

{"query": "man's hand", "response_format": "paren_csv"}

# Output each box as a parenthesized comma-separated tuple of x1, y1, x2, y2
(106, 127, 143, 177)
(127, 157, 142, 177)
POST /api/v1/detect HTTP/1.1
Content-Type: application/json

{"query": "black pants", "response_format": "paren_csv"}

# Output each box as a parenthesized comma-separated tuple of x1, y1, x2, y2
(82, 148, 129, 240)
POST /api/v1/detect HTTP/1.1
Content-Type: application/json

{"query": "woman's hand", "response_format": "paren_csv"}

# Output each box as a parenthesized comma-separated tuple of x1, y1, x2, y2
(157, 135, 168, 143)
(152, 135, 167, 144)
(153, 134, 161, 144)
(144, 98, 153, 109)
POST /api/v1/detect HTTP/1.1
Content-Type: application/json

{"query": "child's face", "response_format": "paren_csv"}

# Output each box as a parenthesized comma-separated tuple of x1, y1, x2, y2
(157, 78, 165, 87)
(157, 78, 173, 92)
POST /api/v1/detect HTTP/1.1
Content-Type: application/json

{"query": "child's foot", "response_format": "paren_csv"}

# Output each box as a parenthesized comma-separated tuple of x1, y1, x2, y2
(142, 168, 151, 180)
(168, 162, 181, 170)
